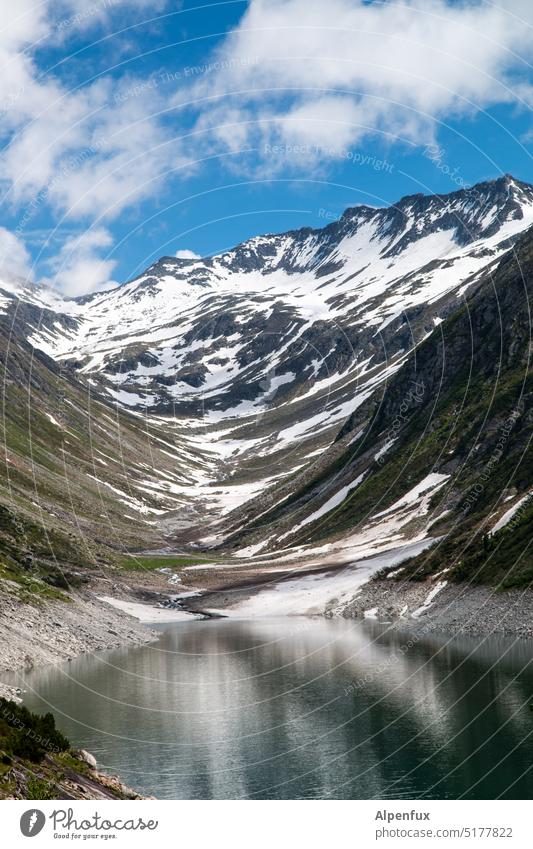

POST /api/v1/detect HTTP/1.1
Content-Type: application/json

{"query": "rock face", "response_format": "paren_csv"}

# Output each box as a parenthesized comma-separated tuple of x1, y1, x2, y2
(337, 582, 533, 639)
(0, 582, 155, 675)
(1, 749, 147, 800)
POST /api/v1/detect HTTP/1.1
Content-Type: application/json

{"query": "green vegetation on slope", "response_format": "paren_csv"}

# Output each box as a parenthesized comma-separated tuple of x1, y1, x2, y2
(0, 697, 69, 764)
(0, 698, 142, 799)
(222, 224, 533, 589)
(117, 553, 216, 571)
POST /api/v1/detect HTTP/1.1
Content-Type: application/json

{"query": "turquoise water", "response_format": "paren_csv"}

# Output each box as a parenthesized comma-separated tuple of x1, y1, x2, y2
(14, 618, 533, 799)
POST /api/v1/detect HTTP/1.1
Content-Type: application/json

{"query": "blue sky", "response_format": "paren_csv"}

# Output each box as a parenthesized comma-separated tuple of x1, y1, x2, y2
(1, 0, 533, 294)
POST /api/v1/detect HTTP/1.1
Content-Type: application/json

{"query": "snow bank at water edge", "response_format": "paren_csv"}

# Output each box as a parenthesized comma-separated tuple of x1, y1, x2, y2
(208, 539, 435, 618)
(98, 596, 200, 622)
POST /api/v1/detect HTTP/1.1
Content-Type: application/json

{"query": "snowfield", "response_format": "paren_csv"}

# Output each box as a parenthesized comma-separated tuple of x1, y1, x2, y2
(210, 539, 436, 617)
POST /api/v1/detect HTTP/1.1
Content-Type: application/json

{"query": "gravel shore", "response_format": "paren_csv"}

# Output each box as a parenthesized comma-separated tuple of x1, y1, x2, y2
(0, 584, 156, 698)
(335, 579, 533, 638)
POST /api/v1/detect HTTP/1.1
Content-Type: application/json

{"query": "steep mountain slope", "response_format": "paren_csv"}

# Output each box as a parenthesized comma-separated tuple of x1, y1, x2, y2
(0, 311, 218, 588)
(1, 175, 531, 590)
(28, 175, 533, 420)
(224, 223, 533, 589)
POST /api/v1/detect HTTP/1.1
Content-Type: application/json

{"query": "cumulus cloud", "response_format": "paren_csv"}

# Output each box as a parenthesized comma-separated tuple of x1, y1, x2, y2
(0, 0, 177, 295)
(3, 0, 533, 221)
(2, 0, 533, 295)
(175, 249, 201, 259)
(0, 227, 34, 282)
(45, 228, 118, 296)
(0, 1, 175, 223)
(3, 79, 176, 221)
(187, 0, 533, 170)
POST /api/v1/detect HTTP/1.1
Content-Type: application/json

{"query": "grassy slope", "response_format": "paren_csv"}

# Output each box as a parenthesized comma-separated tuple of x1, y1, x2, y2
(1, 232, 532, 595)
(0, 319, 206, 596)
(117, 553, 216, 571)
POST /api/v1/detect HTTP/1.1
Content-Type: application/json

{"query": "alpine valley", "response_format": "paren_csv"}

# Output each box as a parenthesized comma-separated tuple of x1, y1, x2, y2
(1, 174, 532, 671)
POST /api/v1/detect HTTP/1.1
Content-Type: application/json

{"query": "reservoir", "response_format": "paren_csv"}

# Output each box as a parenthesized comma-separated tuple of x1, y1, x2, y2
(15, 618, 533, 800)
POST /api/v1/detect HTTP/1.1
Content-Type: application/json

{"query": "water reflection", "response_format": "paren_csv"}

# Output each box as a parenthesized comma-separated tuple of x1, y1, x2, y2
(13, 619, 533, 799)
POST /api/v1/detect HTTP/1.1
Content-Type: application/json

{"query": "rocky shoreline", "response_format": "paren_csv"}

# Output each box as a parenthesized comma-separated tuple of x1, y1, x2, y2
(2, 562, 533, 801)
(334, 579, 533, 638)
(0, 584, 156, 700)
(2, 747, 151, 801)
(0, 584, 161, 800)
(3, 572, 532, 696)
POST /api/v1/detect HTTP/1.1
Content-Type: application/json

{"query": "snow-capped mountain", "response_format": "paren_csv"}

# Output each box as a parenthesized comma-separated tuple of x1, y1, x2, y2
(19, 175, 533, 408)
(2, 175, 533, 545)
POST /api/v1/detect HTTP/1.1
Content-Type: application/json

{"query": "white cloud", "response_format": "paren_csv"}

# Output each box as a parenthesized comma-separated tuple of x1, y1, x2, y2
(187, 0, 533, 168)
(45, 228, 117, 296)
(175, 249, 201, 259)
(0, 227, 34, 281)
(1, 0, 533, 296)
(0, 1, 176, 222)
(2, 0, 533, 223)
(0, 0, 179, 296)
